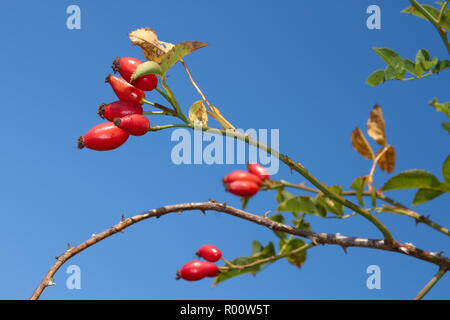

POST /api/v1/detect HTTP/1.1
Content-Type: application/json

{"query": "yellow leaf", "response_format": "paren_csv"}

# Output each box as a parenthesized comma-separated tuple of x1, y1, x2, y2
(351, 128, 375, 159)
(128, 28, 174, 63)
(367, 104, 386, 146)
(188, 100, 208, 126)
(377, 146, 396, 173)
(207, 105, 235, 130)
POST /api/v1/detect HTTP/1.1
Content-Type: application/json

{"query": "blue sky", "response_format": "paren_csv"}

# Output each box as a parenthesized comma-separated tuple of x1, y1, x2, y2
(0, 1, 449, 299)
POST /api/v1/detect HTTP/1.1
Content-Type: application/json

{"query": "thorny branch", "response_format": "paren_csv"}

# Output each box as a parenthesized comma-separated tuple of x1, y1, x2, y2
(30, 201, 449, 300)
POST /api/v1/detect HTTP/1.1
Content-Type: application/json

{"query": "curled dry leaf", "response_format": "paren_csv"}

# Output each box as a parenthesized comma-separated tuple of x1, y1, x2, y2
(160, 41, 208, 75)
(376, 145, 396, 173)
(207, 105, 235, 130)
(351, 128, 375, 159)
(189, 100, 208, 126)
(367, 104, 386, 146)
(128, 28, 175, 63)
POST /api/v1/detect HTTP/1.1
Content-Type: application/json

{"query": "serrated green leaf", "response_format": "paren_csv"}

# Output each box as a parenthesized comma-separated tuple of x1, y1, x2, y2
(429, 98, 450, 118)
(269, 214, 287, 240)
(212, 257, 259, 287)
(130, 61, 162, 81)
(366, 69, 385, 86)
(351, 176, 368, 207)
(443, 122, 450, 133)
(279, 238, 307, 268)
(413, 188, 444, 205)
(382, 169, 442, 191)
(277, 196, 325, 217)
(443, 155, 450, 184)
(159, 41, 208, 75)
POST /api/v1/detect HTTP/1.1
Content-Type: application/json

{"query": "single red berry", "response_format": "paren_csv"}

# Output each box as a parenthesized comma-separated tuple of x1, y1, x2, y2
(196, 245, 222, 262)
(225, 180, 259, 197)
(114, 114, 150, 136)
(178, 260, 219, 281)
(248, 163, 270, 181)
(98, 101, 143, 121)
(78, 122, 129, 151)
(105, 74, 145, 105)
(112, 57, 158, 92)
(223, 170, 262, 186)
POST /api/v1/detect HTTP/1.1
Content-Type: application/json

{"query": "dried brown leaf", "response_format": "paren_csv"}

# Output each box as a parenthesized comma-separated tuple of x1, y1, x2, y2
(351, 128, 375, 159)
(188, 100, 208, 126)
(128, 28, 175, 63)
(367, 104, 386, 146)
(377, 145, 396, 173)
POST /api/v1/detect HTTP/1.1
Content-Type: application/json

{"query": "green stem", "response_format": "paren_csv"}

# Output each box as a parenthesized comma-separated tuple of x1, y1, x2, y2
(143, 111, 170, 115)
(155, 86, 172, 105)
(409, 0, 450, 54)
(142, 99, 155, 107)
(414, 268, 446, 300)
(160, 78, 191, 124)
(148, 124, 191, 132)
(402, 71, 434, 81)
(183, 125, 393, 241)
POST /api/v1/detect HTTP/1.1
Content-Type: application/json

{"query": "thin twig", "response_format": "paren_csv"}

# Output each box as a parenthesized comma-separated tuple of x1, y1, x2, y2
(30, 201, 450, 300)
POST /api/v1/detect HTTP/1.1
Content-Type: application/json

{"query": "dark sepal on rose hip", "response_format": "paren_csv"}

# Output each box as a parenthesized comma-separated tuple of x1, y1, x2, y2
(97, 103, 107, 119)
(111, 57, 121, 73)
(77, 136, 85, 149)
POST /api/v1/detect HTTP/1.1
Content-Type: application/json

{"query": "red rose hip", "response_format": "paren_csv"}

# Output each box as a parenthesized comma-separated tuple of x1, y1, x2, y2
(223, 170, 262, 186)
(226, 180, 259, 197)
(196, 245, 222, 262)
(78, 122, 129, 151)
(105, 74, 145, 105)
(112, 57, 158, 92)
(98, 101, 143, 121)
(178, 260, 219, 281)
(114, 114, 150, 136)
(248, 163, 270, 181)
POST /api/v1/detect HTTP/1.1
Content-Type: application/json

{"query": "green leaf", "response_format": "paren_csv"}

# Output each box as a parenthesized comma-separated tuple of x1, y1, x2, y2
(251, 240, 263, 257)
(366, 69, 385, 86)
(212, 257, 259, 287)
(382, 169, 442, 191)
(371, 188, 377, 207)
(443, 122, 450, 133)
(403, 58, 418, 76)
(415, 49, 438, 75)
(279, 238, 307, 268)
(401, 5, 450, 30)
(351, 176, 367, 207)
(269, 214, 287, 240)
(432, 60, 450, 73)
(413, 188, 444, 205)
(275, 189, 294, 204)
(130, 61, 162, 82)
(429, 98, 450, 118)
(384, 65, 405, 80)
(159, 41, 208, 75)
(373, 48, 404, 70)
(277, 196, 325, 217)
(260, 242, 276, 258)
(443, 155, 450, 184)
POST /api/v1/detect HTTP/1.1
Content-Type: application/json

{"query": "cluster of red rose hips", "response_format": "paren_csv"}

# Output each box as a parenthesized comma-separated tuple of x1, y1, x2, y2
(177, 245, 222, 281)
(223, 163, 270, 198)
(78, 57, 157, 151)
